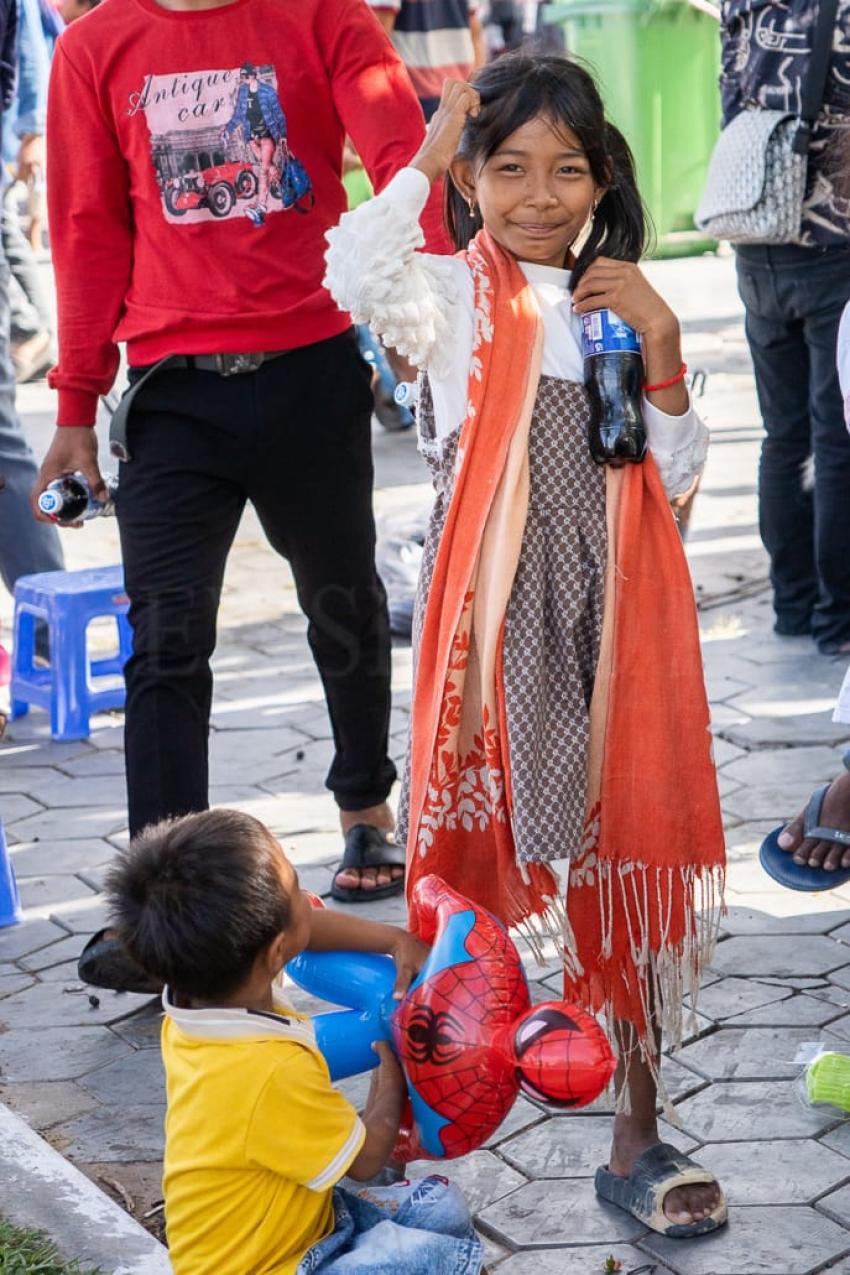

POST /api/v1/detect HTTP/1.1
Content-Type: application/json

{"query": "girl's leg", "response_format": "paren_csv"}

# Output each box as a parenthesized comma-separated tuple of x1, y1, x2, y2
(610, 1017, 722, 1225)
(256, 137, 275, 210)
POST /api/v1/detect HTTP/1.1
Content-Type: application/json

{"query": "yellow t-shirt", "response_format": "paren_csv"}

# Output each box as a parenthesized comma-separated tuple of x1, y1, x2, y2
(161, 994, 366, 1275)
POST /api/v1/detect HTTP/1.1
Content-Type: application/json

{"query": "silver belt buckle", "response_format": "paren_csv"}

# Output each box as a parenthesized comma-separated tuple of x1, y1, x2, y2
(215, 352, 264, 377)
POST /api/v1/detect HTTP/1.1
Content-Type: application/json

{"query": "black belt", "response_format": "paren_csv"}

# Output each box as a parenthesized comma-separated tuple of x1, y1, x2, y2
(108, 349, 289, 462)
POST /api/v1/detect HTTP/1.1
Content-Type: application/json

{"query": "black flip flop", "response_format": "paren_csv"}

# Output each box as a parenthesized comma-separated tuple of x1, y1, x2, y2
(78, 928, 163, 995)
(331, 825, 406, 904)
(759, 748, 850, 892)
(595, 1142, 727, 1239)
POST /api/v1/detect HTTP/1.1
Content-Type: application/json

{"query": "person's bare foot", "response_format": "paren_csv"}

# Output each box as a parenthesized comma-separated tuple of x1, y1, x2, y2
(778, 768, 850, 872)
(336, 803, 402, 892)
(609, 1116, 723, 1226)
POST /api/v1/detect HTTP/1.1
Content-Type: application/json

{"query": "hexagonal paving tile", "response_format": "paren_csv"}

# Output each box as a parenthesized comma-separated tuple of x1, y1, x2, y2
(9, 839, 115, 876)
(109, 1002, 164, 1050)
(407, 1150, 526, 1215)
(495, 1245, 651, 1274)
(821, 1123, 850, 1160)
(47, 899, 111, 935)
(499, 1115, 697, 1180)
(725, 993, 848, 1029)
(19, 775, 129, 810)
(817, 1182, 850, 1229)
(721, 906, 850, 937)
(720, 715, 850, 751)
(724, 785, 838, 824)
(676, 1081, 836, 1142)
(18, 934, 89, 973)
(0, 917, 68, 962)
(709, 935, 847, 979)
(483, 1097, 544, 1150)
(56, 1102, 166, 1162)
(18, 873, 99, 912)
(678, 1028, 827, 1081)
(722, 746, 839, 791)
(477, 1178, 643, 1248)
(696, 1139, 850, 1205)
(8, 805, 128, 843)
(690, 977, 792, 1022)
(0, 1025, 132, 1081)
(0, 1079, 98, 1131)
(639, 1205, 850, 1275)
(0, 981, 158, 1029)
(0, 970, 36, 998)
(77, 1047, 165, 1104)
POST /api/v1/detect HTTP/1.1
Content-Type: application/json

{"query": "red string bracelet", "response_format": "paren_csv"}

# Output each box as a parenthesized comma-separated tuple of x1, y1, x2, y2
(644, 362, 687, 394)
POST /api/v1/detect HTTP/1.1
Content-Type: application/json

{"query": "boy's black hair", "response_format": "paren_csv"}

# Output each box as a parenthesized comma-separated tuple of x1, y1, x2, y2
(105, 809, 292, 1001)
(445, 54, 650, 288)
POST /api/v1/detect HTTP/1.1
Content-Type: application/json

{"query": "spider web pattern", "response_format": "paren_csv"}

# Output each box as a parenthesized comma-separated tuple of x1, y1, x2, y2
(395, 904, 531, 1157)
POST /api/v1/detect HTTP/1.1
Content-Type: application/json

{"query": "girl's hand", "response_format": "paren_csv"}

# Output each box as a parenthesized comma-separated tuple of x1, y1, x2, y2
(571, 258, 678, 345)
(386, 930, 430, 999)
(411, 80, 480, 185)
(573, 258, 688, 412)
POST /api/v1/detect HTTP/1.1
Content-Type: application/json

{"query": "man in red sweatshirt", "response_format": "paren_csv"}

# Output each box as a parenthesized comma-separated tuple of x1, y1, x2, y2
(35, 0, 446, 984)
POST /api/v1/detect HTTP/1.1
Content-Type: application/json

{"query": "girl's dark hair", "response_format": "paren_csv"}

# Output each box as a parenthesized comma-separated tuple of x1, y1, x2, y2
(445, 54, 649, 287)
(105, 809, 292, 1001)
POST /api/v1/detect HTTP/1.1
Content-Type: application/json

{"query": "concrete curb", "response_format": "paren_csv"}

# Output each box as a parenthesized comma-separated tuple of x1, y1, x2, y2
(0, 1101, 171, 1273)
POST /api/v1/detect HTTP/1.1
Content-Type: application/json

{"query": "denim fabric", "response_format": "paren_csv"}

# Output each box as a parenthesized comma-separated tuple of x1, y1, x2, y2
(297, 1176, 482, 1275)
(0, 221, 62, 592)
(3, 185, 52, 341)
(736, 243, 850, 649)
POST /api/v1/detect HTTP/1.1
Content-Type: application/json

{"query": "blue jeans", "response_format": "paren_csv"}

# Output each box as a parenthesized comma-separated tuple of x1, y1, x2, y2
(736, 243, 850, 651)
(0, 232, 63, 594)
(296, 1176, 482, 1274)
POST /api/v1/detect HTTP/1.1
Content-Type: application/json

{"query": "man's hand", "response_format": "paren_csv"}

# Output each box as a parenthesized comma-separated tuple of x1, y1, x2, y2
(386, 930, 430, 1000)
(17, 134, 45, 184)
(32, 427, 106, 527)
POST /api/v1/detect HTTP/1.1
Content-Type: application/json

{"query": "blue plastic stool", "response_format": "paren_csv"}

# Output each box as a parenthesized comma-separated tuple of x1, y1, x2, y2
(11, 565, 133, 741)
(0, 815, 22, 929)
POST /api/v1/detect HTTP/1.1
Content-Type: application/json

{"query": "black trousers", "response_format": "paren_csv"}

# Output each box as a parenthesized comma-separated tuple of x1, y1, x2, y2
(736, 243, 850, 650)
(116, 330, 397, 837)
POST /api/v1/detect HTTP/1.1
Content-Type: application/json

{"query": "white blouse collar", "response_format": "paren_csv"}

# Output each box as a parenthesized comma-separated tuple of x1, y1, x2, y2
(519, 260, 572, 292)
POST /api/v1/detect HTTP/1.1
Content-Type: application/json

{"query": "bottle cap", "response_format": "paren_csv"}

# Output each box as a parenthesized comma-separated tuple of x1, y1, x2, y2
(38, 490, 61, 516)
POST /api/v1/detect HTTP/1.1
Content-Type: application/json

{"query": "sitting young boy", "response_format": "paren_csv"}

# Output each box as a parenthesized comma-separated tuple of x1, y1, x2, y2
(106, 809, 483, 1275)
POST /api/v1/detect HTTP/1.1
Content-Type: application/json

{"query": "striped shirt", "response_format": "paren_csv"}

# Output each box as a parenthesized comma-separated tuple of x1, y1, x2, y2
(368, 0, 475, 119)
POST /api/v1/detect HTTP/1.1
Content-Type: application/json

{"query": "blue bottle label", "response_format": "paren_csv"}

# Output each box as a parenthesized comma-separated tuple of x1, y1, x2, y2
(581, 309, 641, 358)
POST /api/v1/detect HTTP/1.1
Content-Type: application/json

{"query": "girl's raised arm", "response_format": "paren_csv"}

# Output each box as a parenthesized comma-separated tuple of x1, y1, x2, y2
(323, 82, 480, 376)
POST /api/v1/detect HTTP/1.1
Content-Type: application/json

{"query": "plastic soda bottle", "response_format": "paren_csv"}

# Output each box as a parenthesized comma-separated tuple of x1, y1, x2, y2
(38, 472, 118, 523)
(580, 309, 647, 467)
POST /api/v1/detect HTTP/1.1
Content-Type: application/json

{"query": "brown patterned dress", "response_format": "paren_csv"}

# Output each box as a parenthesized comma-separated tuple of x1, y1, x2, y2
(398, 374, 608, 866)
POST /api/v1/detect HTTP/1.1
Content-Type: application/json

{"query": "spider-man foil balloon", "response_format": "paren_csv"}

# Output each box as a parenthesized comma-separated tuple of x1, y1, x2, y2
(286, 875, 615, 1160)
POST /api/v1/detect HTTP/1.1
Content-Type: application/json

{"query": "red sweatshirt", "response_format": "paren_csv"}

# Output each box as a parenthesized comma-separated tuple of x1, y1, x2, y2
(46, 0, 448, 426)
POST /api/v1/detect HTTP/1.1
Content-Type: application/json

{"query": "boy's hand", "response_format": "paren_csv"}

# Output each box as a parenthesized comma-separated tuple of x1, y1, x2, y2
(386, 931, 430, 1000)
(411, 80, 480, 185)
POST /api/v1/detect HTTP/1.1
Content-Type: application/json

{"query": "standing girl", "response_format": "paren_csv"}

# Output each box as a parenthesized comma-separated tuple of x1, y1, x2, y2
(325, 56, 726, 1238)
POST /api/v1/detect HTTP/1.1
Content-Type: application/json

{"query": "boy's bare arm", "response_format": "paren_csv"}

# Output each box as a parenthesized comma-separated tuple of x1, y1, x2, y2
(346, 1042, 406, 1180)
(307, 910, 429, 998)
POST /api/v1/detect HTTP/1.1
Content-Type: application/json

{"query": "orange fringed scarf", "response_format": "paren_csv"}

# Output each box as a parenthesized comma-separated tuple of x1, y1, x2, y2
(405, 230, 725, 1054)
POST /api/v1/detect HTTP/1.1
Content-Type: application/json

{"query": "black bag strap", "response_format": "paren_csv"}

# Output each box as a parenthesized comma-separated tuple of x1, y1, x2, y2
(794, 0, 840, 154)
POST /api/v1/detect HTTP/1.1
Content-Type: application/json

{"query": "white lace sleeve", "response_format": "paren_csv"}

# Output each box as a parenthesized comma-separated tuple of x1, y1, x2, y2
(323, 167, 463, 378)
(643, 395, 709, 500)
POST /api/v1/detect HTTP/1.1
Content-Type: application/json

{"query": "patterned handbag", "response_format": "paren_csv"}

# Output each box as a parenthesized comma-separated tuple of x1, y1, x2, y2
(279, 149, 315, 214)
(696, 0, 839, 244)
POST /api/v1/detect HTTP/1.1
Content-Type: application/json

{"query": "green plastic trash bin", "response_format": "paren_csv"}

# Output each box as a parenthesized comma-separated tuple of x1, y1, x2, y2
(548, 0, 721, 256)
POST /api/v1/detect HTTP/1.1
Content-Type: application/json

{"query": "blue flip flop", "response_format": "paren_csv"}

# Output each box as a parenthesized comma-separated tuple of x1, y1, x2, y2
(759, 748, 850, 892)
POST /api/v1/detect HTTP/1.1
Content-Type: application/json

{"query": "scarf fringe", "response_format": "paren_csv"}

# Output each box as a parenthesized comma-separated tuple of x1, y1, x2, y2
(565, 860, 726, 1123)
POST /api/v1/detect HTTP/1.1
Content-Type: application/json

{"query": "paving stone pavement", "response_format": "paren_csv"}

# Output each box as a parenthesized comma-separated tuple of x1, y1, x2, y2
(4, 254, 850, 1271)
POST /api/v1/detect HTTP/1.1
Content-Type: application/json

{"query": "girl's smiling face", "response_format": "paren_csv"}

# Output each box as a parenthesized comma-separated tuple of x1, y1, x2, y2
(451, 114, 604, 271)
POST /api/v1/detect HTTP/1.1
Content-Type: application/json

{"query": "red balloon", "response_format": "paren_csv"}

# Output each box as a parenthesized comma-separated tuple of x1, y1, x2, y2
(391, 875, 616, 1160)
